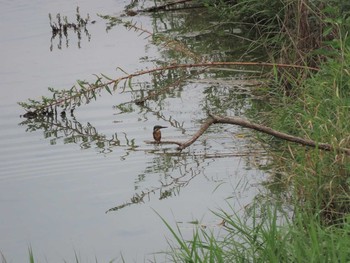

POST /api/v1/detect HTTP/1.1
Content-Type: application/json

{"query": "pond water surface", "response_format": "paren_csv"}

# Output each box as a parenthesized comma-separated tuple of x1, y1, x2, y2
(0, 1, 268, 262)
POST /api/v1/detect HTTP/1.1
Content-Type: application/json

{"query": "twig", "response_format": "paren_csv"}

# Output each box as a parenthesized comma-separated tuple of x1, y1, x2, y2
(142, 0, 195, 12)
(146, 140, 183, 146)
(153, 113, 350, 155)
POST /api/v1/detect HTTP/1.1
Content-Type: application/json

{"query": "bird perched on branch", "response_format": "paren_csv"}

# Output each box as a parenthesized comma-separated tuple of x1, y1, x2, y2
(153, 125, 167, 143)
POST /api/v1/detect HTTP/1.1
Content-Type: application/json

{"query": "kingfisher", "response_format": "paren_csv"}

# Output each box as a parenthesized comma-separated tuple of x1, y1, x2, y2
(153, 125, 167, 143)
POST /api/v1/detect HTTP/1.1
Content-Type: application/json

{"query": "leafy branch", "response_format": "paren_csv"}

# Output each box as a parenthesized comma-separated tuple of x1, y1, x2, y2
(21, 15, 318, 118)
(19, 61, 318, 118)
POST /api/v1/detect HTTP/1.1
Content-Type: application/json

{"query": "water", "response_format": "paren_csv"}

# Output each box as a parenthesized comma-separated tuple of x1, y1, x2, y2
(0, 1, 267, 262)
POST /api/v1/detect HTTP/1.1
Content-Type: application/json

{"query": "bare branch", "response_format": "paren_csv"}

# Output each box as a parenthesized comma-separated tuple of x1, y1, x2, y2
(209, 114, 350, 155)
(152, 113, 350, 155)
(177, 118, 216, 150)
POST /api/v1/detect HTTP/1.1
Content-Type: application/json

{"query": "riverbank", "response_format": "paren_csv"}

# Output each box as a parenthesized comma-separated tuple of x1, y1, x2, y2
(164, 1, 350, 261)
(7, 0, 350, 262)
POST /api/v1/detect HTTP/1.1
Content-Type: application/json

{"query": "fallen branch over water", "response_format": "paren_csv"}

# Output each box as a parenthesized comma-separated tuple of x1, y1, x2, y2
(20, 61, 319, 116)
(150, 114, 350, 155)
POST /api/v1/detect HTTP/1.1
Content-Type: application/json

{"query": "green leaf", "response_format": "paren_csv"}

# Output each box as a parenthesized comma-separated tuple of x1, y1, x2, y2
(116, 67, 129, 75)
(105, 85, 113, 95)
(128, 77, 134, 91)
(101, 73, 113, 81)
(322, 26, 333, 37)
(113, 80, 119, 91)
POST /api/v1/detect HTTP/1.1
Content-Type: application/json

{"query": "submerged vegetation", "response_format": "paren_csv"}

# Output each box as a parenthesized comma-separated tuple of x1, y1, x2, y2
(16, 0, 350, 261)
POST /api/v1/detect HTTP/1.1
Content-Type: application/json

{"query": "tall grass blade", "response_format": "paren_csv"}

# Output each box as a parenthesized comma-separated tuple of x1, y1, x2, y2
(153, 210, 192, 258)
(28, 246, 34, 263)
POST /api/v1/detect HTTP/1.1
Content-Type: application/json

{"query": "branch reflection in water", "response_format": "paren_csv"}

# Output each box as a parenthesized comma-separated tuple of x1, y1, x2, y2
(18, 1, 270, 219)
(49, 7, 93, 51)
(18, 111, 132, 155)
(107, 149, 213, 213)
(18, 105, 210, 213)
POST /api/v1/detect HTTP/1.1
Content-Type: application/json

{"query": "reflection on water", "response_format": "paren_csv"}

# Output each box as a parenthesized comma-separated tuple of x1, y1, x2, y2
(19, 112, 126, 154)
(107, 150, 214, 212)
(49, 7, 92, 51)
(1, 0, 270, 262)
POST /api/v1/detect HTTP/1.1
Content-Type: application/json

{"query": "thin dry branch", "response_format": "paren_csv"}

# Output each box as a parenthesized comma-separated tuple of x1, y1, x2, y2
(153, 114, 350, 155)
(142, 0, 195, 12)
(177, 118, 216, 150)
(209, 114, 350, 155)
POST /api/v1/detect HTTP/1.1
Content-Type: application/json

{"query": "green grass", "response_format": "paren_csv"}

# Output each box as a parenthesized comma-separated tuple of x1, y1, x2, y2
(160, 2, 350, 262)
(159, 204, 350, 263)
(263, 31, 350, 224)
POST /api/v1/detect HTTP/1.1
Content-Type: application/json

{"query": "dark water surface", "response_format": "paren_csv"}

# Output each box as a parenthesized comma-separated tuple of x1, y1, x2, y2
(0, 0, 267, 262)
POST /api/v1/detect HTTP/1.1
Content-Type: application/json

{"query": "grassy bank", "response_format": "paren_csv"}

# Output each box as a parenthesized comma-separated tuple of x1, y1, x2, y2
(161, 206, 350, 262)
(163, 0, 350, 262)
(249, 0, 350, 224)
(267, 47, 350, 224)
(202, 0, 350, 224)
